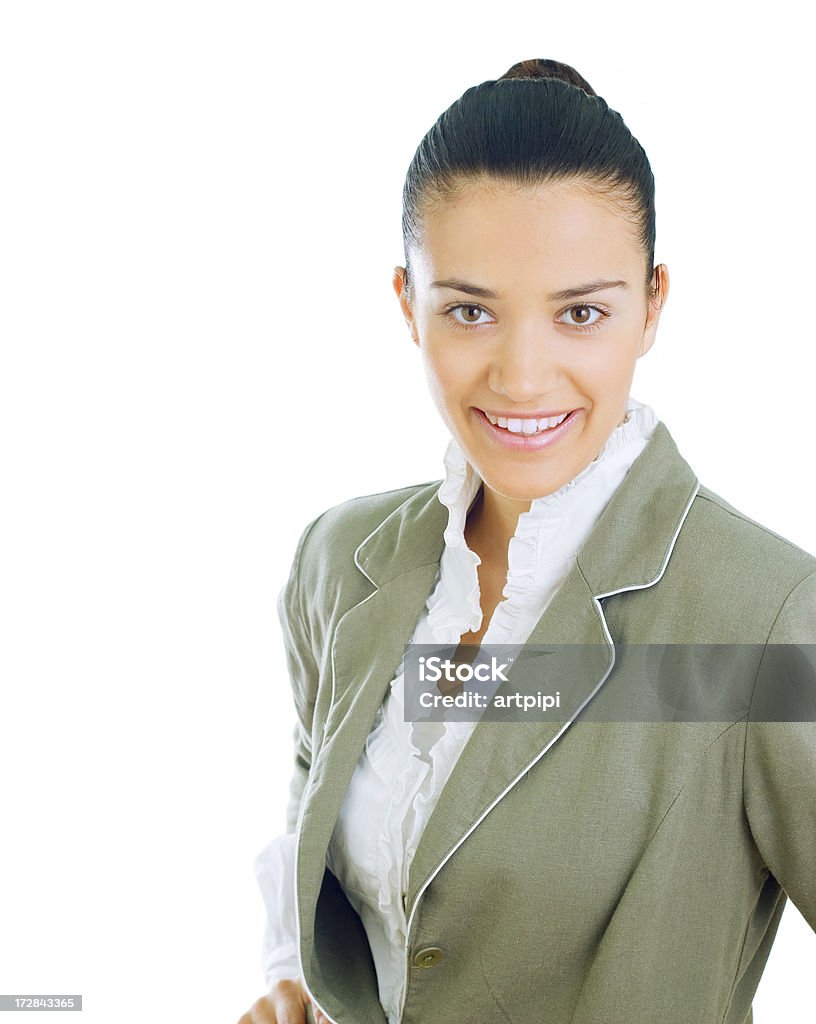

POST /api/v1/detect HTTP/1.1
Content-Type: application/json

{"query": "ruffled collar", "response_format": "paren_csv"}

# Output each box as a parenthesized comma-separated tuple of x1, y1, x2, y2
(424, 395, 660, 644)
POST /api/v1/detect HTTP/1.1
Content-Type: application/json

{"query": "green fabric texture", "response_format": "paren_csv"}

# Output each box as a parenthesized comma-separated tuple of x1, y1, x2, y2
(275, 419, 816, 1024)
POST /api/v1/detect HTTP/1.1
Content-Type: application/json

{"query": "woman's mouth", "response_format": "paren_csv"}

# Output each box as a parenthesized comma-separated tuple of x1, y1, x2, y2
(473, 407, 582, 450)
(484, 410, 569, 434)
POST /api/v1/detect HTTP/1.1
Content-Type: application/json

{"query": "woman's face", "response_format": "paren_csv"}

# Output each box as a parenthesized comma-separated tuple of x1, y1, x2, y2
(393, 177, 668, 506)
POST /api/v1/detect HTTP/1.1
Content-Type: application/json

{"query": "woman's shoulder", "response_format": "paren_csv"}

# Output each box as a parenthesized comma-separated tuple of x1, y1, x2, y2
(667, 481, 816, 638)
(287, 477, 442, 588)
(312, 478, 440, 546)
(690, 482, 816, 574)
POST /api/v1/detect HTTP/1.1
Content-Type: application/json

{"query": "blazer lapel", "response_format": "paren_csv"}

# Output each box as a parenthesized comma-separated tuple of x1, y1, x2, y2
(296, 485, 448, 950)
(297, 419, 700, 952)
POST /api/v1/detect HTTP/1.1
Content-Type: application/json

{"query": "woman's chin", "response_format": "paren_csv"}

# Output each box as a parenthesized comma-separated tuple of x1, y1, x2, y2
(478, 470, 572, 504)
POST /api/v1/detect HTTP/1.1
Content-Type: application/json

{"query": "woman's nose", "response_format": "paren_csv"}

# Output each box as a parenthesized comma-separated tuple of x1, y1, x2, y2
(487, 329, 560, 403)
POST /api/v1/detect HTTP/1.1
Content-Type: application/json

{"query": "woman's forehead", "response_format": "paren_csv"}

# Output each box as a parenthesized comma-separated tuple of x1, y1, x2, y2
(413, 187, 642, 290)
(423, 175, 619, 214)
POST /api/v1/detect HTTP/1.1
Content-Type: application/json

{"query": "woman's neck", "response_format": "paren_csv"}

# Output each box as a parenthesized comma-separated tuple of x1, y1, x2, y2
(464, 484, 532, 567)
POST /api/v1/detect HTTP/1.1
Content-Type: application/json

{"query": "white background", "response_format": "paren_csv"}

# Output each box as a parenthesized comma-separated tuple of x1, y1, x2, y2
(0, 2, 814, 1022)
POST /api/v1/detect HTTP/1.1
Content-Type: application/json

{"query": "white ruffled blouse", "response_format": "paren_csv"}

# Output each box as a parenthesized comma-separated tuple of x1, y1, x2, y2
(254, 395, 659, 1022)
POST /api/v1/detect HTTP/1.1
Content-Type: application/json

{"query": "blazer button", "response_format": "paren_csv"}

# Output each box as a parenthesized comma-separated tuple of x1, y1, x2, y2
(412, 946, 444, 968)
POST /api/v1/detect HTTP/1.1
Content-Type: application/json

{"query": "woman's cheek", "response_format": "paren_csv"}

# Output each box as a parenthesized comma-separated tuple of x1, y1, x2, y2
(421, 346, 458, 399)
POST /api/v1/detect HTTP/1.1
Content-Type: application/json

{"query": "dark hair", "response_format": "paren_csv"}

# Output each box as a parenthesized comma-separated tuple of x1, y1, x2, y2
(401, 58, 656, 300)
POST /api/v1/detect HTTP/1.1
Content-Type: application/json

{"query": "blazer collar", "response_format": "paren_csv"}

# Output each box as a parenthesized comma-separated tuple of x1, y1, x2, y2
(296, 418, 700, 989)
(356, 419, 699, 595)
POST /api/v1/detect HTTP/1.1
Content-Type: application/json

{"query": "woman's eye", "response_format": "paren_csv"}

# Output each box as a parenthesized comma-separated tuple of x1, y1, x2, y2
(446, 303, 493, 328)
(559, 304, 607, 329)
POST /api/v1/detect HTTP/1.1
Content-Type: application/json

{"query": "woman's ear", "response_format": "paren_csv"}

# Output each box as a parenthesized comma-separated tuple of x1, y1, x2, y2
(639, 263, 670, 357)
(392, 266, 420, 347)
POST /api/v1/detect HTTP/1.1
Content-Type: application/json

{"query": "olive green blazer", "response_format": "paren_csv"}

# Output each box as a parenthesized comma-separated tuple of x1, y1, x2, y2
(277, 419, 816, 1024)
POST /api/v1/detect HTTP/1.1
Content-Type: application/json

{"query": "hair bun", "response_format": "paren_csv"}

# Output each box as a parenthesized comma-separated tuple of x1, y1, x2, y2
(498, 58, 596, 96)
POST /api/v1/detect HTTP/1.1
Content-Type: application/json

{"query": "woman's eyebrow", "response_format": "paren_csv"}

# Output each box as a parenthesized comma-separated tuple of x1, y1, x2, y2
(430, 278, 628, 301)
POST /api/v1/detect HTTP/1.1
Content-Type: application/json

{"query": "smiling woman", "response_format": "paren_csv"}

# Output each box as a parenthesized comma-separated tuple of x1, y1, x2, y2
(238, 59, 816, 1024)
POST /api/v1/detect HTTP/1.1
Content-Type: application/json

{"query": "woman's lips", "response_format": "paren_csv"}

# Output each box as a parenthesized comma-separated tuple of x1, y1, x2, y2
(472, 406, 582, 451)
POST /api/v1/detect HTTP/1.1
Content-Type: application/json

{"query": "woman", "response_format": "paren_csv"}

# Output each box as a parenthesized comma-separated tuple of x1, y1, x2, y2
(238, 59, 816, 1024)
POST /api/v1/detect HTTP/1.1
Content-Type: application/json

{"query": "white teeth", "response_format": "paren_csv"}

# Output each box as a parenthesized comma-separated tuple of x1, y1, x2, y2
(484, 411, 570, 433)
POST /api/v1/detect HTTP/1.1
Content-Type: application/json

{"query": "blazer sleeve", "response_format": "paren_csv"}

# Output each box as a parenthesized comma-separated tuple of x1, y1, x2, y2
(252, 514, 326, 990)
(743, 568, 816, 930)
(276, 512, 325, 834)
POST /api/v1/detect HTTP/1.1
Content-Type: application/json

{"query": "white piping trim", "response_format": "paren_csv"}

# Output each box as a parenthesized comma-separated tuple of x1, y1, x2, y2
(396, 479, 700, 1021)
(594, 481, 700, 601)
(353, 529, 379, 588)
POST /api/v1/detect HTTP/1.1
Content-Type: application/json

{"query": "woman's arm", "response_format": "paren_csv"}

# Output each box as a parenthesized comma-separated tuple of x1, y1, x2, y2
(254, 832, 302, 988)
(743, 569, 816, 930)
(276, 515, 325, 833)
(236, 516, 327, 1024)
